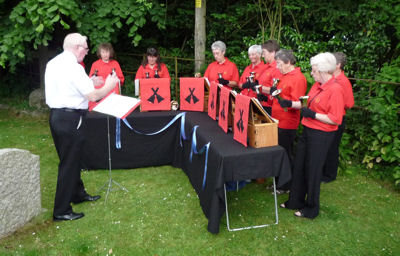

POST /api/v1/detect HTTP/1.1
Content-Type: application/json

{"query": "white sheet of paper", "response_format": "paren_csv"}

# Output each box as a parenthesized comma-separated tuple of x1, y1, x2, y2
(93, 93, 141, 119)
(134, 79, 140, 96)
(204, 77, 211, 87)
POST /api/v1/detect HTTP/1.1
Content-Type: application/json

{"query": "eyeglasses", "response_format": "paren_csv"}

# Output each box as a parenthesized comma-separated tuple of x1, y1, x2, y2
(79, 45, 89, 51)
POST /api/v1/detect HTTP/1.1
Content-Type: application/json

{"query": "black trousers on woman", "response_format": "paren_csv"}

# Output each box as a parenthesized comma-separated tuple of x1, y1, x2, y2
(284, 126, 335, 218)
(322, 116, 346, 182)
(49, 109, 89, 216)
(276, 128, 297, 190)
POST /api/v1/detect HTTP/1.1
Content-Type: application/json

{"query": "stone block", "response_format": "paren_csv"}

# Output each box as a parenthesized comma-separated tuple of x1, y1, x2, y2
(0, 149, 41, 238)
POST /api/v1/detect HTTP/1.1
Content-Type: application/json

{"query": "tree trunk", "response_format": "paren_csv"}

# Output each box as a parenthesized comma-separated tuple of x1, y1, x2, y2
(37, 45, 56, 88)
(194, 0, 206, 73)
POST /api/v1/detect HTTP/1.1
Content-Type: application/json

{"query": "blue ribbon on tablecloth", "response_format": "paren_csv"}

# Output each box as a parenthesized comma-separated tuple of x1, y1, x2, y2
(115, 112, 187, 149)
(115, 112, 209, 190)
(189, 125, 211, 191)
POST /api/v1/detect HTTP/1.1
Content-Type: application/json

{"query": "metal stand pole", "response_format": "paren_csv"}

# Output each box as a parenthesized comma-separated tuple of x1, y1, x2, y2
(97, 115, 129, 203)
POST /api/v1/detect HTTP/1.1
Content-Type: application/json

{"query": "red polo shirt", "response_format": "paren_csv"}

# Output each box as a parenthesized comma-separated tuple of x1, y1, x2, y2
(258, 60, 283, 107)
(271, 67, 307, 129)
(89, 59, 125, 86)
(239, 61, 267, 105)
(135, 63, 170, 79)
(204, 57, 239, 90)
(335, 71, 354, 115)
(302, 77, 344, 132)
(88, 59, 125, 110)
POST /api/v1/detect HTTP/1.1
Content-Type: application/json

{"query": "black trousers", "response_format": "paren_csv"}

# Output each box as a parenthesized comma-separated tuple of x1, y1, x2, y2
(284, 126, 335, 218)
(49, 109, 88, 215)
(277, 128, 297, 190)
(322, 116, 346, 182)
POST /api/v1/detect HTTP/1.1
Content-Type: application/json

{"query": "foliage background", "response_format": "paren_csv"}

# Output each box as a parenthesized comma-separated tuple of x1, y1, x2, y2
(0, 0, 399, 185)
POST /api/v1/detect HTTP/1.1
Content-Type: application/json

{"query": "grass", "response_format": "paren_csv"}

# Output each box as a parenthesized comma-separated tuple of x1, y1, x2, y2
(0, 108, 399, 255)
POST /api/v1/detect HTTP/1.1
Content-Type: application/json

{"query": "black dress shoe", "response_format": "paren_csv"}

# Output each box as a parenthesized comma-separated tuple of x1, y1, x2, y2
(73, 194, 101, 204)
(53, 212, 84, 221)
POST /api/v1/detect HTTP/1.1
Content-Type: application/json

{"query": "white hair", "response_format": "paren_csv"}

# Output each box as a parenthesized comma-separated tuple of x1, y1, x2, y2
(211, 41, 226, 52)
(248, 45, 262, 55)
(310, 52, 337, 74)
(63, 33, 87, 50)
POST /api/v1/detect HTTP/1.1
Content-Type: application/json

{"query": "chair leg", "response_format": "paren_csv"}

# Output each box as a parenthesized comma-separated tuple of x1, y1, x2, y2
(224, 177, 279, 232)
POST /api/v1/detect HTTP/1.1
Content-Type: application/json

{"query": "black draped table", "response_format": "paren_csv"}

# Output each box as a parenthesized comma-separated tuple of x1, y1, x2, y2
(81, 111, 291, 234)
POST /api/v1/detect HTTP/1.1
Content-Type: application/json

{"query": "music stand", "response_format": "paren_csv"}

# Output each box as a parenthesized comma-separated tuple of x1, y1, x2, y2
(93, 83, 141, 203)
(97, 114, 129, 203)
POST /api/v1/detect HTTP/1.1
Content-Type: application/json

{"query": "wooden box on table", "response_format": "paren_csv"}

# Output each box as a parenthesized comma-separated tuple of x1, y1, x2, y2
(247, 98, 278, 148)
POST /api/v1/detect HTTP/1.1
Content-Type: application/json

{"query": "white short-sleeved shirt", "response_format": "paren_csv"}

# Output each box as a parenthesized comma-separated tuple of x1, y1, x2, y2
(45, 51, 94, 109)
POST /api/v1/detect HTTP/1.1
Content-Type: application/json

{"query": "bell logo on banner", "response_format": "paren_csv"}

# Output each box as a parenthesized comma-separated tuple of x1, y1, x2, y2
(207, 81, 218, 120)
(233, 94, 251, 147)
(180, 77, 205, 111)
(147, 87, 164, 103)
(185, 88, 199, 104)
(218, 86, 230, 133)
(140, 78, 171, 111)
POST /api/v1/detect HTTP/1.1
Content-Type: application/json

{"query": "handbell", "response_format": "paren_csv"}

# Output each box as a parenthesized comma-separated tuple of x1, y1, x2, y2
(171, 100, 179, 111)
(299, 96, 309, 108)
(272, 89, 288, 112)
(249, 72, 255, 83)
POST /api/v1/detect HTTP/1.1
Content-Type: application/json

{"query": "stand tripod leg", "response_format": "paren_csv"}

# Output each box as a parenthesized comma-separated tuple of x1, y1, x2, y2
(97, 115, 129, 203)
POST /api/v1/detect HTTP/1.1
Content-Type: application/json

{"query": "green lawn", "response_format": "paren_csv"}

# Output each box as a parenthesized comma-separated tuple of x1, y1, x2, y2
(0, 109, 399, 255)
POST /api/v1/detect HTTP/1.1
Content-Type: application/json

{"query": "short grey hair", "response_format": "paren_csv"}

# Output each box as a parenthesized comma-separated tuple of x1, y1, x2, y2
(333, 52, 347, 70)
(248, 45, 262, 56)
(63, 33, 87, 50)
(310, 52, 337, 74)
(211, 41, 226, 52)
(275, 49, 296, 65)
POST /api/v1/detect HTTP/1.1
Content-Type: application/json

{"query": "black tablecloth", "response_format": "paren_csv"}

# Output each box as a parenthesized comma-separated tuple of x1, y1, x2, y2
(81, 111, 180, 169)
(172, 112, 291, 233)
(81, 110, 291, 234)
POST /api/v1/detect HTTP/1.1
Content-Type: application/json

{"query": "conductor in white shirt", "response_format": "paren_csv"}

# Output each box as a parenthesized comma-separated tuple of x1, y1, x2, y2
(45, 33, 119, 221)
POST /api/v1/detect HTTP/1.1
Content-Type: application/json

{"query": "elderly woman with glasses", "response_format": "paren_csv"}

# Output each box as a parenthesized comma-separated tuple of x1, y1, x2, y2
(279, 52, 344, 219)
(203, 40, 239, 90)
(239, 45, 267, 102)
(264, 49, 307, 193)
(135, 47, 170, 79)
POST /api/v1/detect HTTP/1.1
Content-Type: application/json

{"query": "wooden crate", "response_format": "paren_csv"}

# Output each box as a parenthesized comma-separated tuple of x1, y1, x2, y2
(248, 121, 278, 148)
(247, 98, 278, 148)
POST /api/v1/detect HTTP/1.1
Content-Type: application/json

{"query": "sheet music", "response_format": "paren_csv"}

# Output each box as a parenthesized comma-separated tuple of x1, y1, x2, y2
(93, 93, 141, 119)
(204, 77, 210, 87)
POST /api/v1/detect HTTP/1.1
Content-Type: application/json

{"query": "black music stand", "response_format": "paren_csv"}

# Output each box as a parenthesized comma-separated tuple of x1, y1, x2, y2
(97, 114, 129, 203)
(93, 88, 141, 203)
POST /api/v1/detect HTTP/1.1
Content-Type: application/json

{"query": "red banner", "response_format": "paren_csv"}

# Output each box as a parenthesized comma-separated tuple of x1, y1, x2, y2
(233, 94, 251, 147)
(180, 77, 204, 111)
(140, 78, 171, 111)
(207, 81, 218, 120)
(218, 86, 231, 133)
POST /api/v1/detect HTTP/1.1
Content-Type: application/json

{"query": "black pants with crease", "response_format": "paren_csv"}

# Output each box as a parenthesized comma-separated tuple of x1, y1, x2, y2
(284, 126, 335, 218)
(49, 109, 88, 216)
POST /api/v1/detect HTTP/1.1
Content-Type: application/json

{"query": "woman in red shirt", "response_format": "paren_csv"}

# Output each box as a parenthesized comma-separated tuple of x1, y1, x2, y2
(135, 47, 170, 79)
(203, 41, 239, 90)
(279, 52, 344, 219)
(257, 39, 282, 115)
(322, 52, 354, 183)
(88, 43, 124, 110)
(239, 45, 266, 101)
(267, 50, 307, 193)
